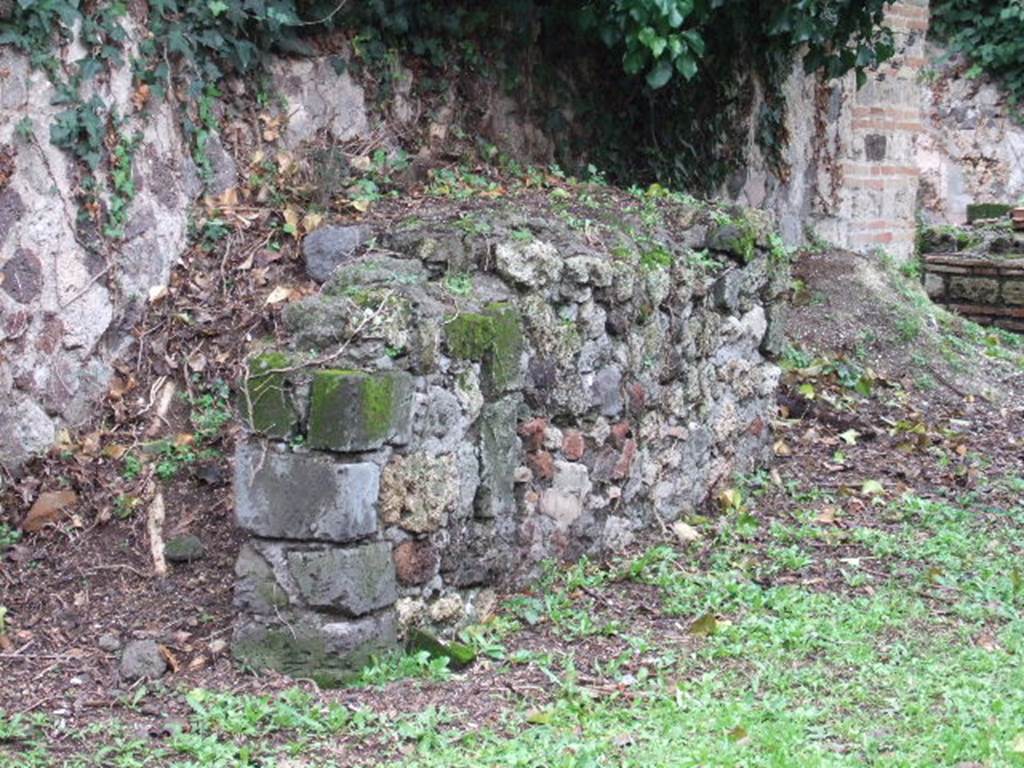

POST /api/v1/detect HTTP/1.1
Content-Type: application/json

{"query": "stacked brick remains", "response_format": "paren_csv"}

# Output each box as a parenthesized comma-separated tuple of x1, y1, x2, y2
(828, 0, 930, 258)
(231, 194, 787, 682)
(731, 1, 931, 261)
(922, 213, 1024, 332)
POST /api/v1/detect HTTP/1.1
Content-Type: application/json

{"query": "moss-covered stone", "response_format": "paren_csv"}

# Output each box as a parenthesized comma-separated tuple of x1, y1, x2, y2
(406, 628, 476, 670)
(706, 217, 758, 263)
(241, 352, 296, 438)
(967, 203, 1012, 223)
(445, 303, 523, 397)
(233, 611, 398, 685)
(307, 369, 414, 452)
(165, 534, 205, 563)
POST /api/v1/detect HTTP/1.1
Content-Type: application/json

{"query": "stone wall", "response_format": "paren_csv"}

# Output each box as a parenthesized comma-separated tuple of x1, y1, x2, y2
(922, 220, 1024, 331)
(230, 198, 787, 682)
(0, 40, 559, 475)
(917, 51, 1024, 226)
(0, 46, 198, 470)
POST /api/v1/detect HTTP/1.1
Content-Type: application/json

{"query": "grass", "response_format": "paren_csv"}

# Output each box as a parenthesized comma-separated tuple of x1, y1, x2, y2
(4, 479, 1024, 765)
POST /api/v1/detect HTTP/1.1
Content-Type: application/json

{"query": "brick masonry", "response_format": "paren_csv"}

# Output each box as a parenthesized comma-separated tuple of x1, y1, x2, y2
(830, 1, 929, 259)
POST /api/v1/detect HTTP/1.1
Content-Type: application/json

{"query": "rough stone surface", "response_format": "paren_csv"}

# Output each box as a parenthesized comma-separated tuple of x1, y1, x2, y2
(475, 398, 520, 520)
(242, 352, 298, 438)
(235, 442, 380, 542)
(379, 452, 458, 533)
(918, 46, 1024, 227)
(119, 640, 167, 681)
(272, 57, 369, 147)
(302, 224, 372, 283)
(233, 610, 397, 686)
(0, 45, 198, 472)
(286, 543, 398, 616)
(393, 540, 439, 586)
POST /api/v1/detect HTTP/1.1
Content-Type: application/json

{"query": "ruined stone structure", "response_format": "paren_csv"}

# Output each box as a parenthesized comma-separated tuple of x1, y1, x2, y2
(231, 200, 787, 681)
(922, 219, 1024, 332)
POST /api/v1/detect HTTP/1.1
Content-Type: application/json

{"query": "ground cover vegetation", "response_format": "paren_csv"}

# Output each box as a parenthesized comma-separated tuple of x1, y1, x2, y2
(2, 359, 1023, 765)
(2, 210, 1023, 763)
(5, 2, 1024, 765)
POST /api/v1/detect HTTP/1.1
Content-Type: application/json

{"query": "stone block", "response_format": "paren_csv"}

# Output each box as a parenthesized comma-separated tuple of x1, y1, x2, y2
(1002, 280, 1024, 305)
(307, 369, 414, 452)
(711, 269, 742, 313)
(232, 610, 398, 687)
(303, 224, 372, 282)
(591, 365, 623, 416)
(234, 542, 291, 615)
(379, 452, 458, 533)
(540, 461, 592, 530)
(393, 540, 439, 586)
(286, 542, 398, 616)
(923, 272, 945, 299)
(241, 352, 297, 438)
(475, 398, 520, 519)
(494, 240, 562, 288)
(948, 276, 999, 304)
(235, 442, 380, 542)
(445, 303, 524, 396)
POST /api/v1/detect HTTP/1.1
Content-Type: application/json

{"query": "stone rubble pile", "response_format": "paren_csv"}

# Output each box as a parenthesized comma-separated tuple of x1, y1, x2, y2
(232, 199, 787, 683)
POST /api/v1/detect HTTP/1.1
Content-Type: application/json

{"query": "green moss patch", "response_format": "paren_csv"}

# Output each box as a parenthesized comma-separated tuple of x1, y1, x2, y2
(308, 369, 413, 452)
(241, 351, 297, 438)
(406, 629, 477, 670)
(445, 303, 523, 396)
(966, 203, 1012, 223)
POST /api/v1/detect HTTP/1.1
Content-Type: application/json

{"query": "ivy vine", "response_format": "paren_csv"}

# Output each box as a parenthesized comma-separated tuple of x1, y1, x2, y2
(931, 0, 1024, 109)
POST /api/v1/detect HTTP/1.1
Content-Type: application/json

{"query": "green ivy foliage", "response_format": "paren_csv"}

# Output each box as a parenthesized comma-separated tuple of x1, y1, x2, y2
(931, 1, 1024, 107)
(342, 1, 893, 191)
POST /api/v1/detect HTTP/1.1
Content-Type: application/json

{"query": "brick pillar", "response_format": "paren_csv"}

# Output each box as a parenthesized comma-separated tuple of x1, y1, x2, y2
(837, 0, 929, 259)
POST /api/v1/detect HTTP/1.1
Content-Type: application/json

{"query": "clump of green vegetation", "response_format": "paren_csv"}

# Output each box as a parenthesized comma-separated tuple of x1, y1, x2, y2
(932, 1, 1024, 107)
(639, 244, 673, 270)
(0, 524, 20, 555)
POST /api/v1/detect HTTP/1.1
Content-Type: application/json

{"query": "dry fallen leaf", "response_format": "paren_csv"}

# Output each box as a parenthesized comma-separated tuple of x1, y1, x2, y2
(975, 632, 1000, 652)
(102, 443, 129, 460)
(23, 490, 78, 533)
(815, 506, 839, 525)
(671, 521, 702, 545)
(265, 285, 294, 305)
(159, 644, 180, 673)
(302, 212, 324, 234)
(131, 82, 150, 111)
